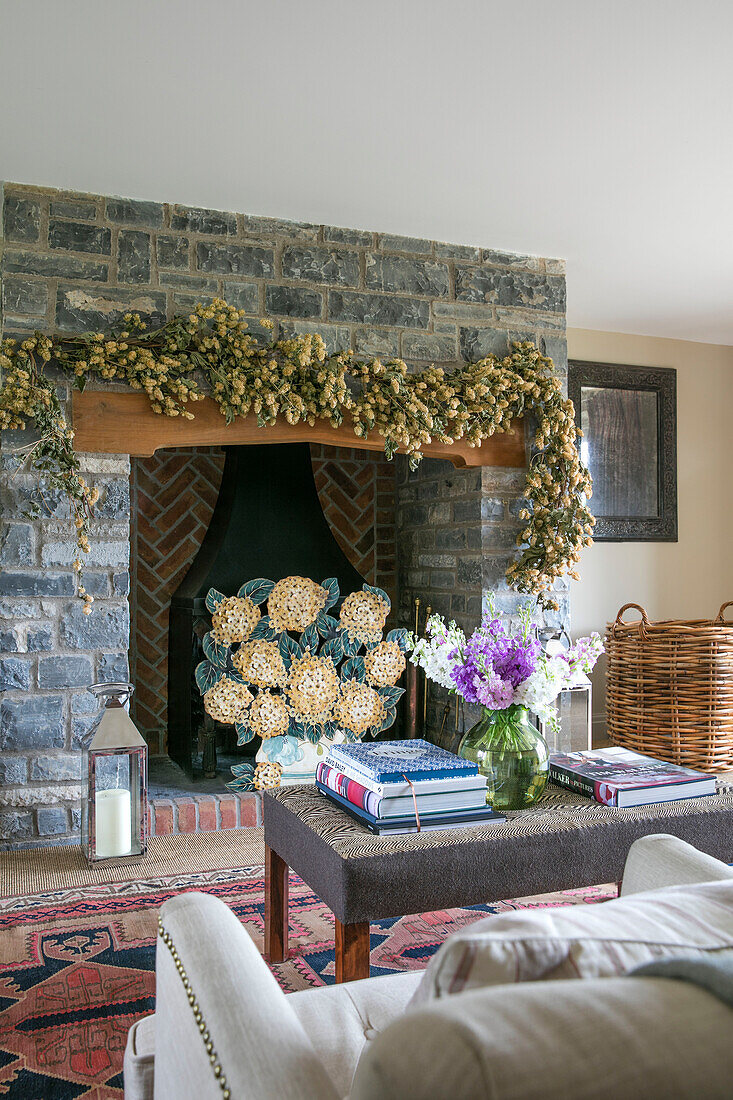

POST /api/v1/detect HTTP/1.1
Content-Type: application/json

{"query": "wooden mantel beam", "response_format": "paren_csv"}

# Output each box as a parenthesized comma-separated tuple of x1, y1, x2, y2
(71, 391, 527, 469)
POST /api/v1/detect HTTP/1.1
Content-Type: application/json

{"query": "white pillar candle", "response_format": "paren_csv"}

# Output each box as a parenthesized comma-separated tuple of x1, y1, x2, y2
(95, 788, 132, 858)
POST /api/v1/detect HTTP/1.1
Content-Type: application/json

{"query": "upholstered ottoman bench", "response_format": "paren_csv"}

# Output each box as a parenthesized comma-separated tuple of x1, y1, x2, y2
(263, 781, 733, 980)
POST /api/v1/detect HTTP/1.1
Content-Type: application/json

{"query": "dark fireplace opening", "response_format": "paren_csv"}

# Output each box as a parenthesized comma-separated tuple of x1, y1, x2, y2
(168, 442, 368, 776)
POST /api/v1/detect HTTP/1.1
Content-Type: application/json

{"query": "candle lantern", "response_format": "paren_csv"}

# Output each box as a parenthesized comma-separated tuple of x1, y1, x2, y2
(534, 631, 594, 754)
(538, 681, 593, 754)
(82, 682, 148, 866)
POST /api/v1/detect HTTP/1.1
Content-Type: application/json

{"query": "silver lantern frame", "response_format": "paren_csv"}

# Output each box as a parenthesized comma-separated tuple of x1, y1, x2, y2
(536, 679, 593, 755)
(81, 682, 148, 867)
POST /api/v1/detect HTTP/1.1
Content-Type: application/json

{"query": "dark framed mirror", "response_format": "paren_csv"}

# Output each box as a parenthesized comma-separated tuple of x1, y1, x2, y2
(568, 360, 677, 541)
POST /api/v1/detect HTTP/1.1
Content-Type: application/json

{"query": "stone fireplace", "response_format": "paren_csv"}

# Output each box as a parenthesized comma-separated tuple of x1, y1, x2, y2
(0, 181, 568, 847)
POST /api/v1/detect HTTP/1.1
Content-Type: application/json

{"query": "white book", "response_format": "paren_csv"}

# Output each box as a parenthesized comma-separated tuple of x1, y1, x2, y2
(323, 753, 488, 799)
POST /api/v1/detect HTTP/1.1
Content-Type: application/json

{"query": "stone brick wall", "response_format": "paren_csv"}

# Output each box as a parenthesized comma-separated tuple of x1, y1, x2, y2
(0, 438, 130, 847)
(1, 180, 566, 846)
(396, 458, 571, 742)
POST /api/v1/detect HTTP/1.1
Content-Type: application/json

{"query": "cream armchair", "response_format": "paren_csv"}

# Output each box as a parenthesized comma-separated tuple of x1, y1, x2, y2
(124, 834, 733, 1100)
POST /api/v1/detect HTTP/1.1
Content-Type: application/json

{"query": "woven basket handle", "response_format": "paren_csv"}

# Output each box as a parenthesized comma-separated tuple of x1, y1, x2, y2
(715, 602, 733, 625)
(612, 603, 650, 637)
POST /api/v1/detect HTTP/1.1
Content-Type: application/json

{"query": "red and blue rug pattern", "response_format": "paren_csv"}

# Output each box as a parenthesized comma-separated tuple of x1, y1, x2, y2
(0, 867, 615, 1098)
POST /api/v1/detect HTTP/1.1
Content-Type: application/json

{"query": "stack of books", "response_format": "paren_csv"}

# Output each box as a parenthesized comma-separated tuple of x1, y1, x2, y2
(549, 746, 717, 807)
(316, 738, 505, 834)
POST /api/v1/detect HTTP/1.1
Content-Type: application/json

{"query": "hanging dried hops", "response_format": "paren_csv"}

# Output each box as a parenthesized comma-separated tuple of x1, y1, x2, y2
(253, 760, 283, 790)
(334, 681, 386, 737)
(0, 292, 593, 612)
(364, 640, 406, 687)
(203, 676, 254, 724)
(248, 691, 290, 739)
(339, 590, 389, 645)
(286, 652, 340, 724)
(268, 576, 328, 634)
(211, 595, 260, 645)
(232, 639, 286, 688)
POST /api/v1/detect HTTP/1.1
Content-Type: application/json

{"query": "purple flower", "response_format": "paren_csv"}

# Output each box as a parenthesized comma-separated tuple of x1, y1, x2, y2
(473, 670, 514, 709)
(447, 612, 540, 709)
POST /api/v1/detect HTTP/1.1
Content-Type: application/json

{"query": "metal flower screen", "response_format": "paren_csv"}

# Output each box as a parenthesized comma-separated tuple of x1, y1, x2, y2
(195, 576, 409, 791)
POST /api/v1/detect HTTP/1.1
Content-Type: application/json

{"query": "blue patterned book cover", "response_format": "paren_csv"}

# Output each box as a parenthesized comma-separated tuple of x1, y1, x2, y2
(327, 739, 478, 783)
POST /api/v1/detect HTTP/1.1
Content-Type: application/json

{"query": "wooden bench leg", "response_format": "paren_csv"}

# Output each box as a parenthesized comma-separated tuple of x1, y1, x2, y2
(334, 918, 370, 983)
(264, 843, 288, 963)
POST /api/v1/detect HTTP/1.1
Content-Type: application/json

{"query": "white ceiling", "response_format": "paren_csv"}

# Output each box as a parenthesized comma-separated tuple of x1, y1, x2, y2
(2, 0, 732, 344)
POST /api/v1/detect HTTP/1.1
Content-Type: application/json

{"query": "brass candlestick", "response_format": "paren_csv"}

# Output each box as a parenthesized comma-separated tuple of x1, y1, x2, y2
(403, 598, 422, 739)
(422, 604, 431, 732)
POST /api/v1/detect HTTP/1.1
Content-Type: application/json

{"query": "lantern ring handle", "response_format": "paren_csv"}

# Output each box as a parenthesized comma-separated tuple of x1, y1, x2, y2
(88, 681, 135, 707)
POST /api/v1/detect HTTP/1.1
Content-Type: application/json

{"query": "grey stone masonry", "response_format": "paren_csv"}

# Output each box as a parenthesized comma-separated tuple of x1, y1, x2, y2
(0, 182, 566, 369)
(0, 180, 567, 846)
(0, 438, 130, 848)
(0, 184, 131, 846)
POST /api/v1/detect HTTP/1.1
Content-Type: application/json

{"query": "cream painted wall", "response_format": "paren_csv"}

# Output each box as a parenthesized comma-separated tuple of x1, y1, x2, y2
(567, 328, 733, 736)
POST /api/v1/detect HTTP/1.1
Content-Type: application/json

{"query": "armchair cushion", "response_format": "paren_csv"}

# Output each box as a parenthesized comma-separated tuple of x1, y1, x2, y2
(289, 971, 421, 1098)
(352, 975, 733, 1100)
(621, 832, 733, 895)
(411, 878, 733, 1004)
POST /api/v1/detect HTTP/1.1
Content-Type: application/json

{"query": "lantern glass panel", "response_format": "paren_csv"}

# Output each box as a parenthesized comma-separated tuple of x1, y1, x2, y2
(94, 752, 140, 859)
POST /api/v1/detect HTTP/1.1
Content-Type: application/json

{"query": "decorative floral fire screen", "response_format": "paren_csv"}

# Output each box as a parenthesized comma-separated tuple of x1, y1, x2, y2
(195, 575, 409, 790)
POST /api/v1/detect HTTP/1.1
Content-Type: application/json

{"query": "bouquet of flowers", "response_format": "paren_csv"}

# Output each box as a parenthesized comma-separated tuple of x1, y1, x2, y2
(409, 604, 603, 809)
(409, 604, 603, 731)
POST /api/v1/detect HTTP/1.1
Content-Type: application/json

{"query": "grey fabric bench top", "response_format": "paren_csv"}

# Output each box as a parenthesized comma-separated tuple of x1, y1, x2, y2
(263, 783, 733, 925)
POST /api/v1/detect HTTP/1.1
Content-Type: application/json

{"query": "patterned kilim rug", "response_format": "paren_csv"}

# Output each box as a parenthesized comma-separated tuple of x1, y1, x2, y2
(0, 855, 615, 1098)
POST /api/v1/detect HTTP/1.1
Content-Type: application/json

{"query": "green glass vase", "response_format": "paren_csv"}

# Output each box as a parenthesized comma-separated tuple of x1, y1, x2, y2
(458, 704, 549, 811)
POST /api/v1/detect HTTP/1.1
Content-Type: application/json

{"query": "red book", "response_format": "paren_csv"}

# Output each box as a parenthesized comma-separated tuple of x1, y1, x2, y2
(316, 762, 378, 815)
(315, 761, 488, 818)
(549, 747, 716, 807)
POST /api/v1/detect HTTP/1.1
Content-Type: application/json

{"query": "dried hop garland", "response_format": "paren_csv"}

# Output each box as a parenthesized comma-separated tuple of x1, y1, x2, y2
(248, 691, 290, 739)
(0, 296, 593, 609)
(203, 677, 254, 724)
(286, 652, 341, 724)
(267, 576, 328, 634)
(253, 761, 283, 791)
(339, 590, 390, 645)
(334, 681, 387, 737)
(232, 639, 285, 688)
(364, 640, 406, 687)
(211, 595, 260, 645)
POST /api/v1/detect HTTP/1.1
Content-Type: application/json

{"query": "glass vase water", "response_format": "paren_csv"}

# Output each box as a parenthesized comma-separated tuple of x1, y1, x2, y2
(458, 704, 549, 811)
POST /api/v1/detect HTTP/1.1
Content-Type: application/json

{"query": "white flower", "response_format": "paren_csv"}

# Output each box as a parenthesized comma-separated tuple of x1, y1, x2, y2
(514, 655, 568, 726)
(408, 615, 465, 691)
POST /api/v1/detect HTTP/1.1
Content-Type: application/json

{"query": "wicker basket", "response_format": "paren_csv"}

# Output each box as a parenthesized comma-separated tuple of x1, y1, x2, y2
(606, 602, 733, 773)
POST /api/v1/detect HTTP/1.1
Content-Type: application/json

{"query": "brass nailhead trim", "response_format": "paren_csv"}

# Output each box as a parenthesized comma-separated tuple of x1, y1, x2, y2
(158, 915, 230, 1098)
